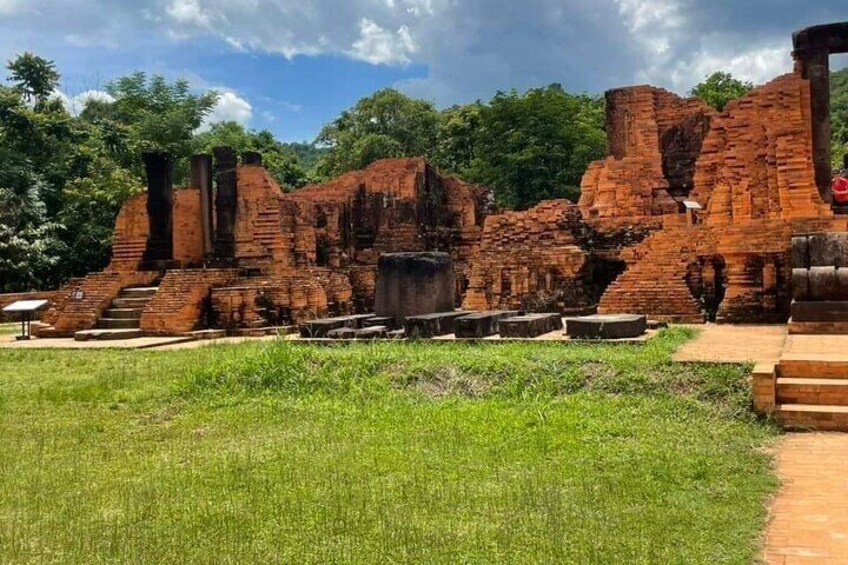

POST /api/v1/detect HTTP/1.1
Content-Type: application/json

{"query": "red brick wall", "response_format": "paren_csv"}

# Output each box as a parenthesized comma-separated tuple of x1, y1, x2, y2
(463, 201, 591, 312)
(172, 188, 205, 265)
(139, 269, 239, 335)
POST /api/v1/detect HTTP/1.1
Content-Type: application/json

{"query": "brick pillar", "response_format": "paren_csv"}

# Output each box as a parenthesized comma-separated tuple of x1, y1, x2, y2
(242, 151, 263, 166)
(142, 151, 174, 263)
(191, 154, 214, 257)
(213, 146, 238, 258)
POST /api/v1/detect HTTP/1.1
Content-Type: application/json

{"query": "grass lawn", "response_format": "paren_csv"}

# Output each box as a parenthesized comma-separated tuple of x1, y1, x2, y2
(0, 328, 777, 564)
(0, 322, 18, 336)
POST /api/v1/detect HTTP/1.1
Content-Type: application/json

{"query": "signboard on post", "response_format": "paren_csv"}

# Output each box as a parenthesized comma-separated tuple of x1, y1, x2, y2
(2, 300, 49, 341)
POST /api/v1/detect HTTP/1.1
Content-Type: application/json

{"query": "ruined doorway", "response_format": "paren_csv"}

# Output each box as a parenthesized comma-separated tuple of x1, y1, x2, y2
(687, 256, 727, 322)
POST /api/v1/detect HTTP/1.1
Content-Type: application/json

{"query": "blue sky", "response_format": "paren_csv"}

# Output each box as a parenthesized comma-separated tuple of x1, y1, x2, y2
(0, 1, 845, 142)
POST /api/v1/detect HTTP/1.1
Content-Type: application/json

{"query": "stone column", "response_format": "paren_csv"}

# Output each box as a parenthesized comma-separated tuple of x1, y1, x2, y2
(190, 154, 214, 256)
(142, 151, 174, 263)
(242, 151, 263, 166)
(802, 49, 832, 203)
(213, 146, 238, 258)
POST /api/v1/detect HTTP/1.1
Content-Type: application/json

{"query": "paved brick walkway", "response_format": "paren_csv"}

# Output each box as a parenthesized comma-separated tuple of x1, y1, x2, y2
(764, 433, 848, 564)
(672, 324, 786, 364)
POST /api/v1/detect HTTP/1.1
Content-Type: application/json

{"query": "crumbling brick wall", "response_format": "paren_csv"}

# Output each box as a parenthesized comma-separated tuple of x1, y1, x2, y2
(590, 70, 848, 323)
(579, 86, 715, 229)
(139, 269, 239, 335)
(463, 200, 592, 312)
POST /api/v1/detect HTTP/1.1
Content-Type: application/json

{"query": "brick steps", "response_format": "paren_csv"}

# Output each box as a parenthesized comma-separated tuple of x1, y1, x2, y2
(777, 378, 848, 406)
(770, 357, 848, 431)
(75, 285, 159, 341)
(776, 404, 848, 431)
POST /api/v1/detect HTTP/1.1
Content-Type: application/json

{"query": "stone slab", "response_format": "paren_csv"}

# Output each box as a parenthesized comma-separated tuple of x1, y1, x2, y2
(498, 313, 563, 338)
(791, 300, 848, 322)
(405, 311, 470, 339)
(454, 311, 520, 338)
(565, 314, 647, 340)
(299, 314, 376, 338)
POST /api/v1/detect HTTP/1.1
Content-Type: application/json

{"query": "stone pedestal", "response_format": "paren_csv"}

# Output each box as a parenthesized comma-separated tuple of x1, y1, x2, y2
(375, 252, 455, 321)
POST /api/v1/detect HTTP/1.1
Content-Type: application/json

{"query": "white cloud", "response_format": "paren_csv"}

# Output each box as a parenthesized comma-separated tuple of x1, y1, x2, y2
(0, 0, 22, 15)
(199, 90, 253, 131)
(167, 0, 211, 28)
(349, 18, 417, 65)
(52, 89, 116, 115)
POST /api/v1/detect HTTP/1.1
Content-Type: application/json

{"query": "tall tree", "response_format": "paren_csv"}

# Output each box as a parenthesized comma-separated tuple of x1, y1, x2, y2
(461, 86, 607, 210)
(7, 52, 60, 106)
(194, 121, 308, 190)
(691, 72, 754, 111)
(81, 73, 218, 179)
(315, 88, 440, 178)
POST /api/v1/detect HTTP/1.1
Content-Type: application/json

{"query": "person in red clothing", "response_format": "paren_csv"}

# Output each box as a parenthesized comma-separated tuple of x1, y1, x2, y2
(833, 168, 848, 206)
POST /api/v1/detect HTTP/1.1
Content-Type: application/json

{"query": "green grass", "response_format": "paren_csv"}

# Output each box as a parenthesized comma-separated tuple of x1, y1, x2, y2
(0, 328, 778, 564)
(0, 322, 18, 336)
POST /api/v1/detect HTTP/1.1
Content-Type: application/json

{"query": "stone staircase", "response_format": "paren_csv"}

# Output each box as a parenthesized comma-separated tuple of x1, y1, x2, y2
(774, 358, 848, 431)
(74, 286, 159, 341)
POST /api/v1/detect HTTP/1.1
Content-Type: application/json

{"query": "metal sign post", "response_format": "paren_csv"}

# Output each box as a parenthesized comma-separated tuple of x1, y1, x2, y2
(2, 300, 49, 341)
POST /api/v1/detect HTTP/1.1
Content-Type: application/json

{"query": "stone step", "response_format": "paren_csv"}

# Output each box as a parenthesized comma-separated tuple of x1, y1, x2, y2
(112, 297, 153, 309)
(74, 328, 143, 341)
(103, 308, 143, 320)
(96, 318, 141, 330)
(120, 287, 158, 298)
(779, 358, 848, 380)
(777, 378, 848, 406)
(776, 404, 848, 432)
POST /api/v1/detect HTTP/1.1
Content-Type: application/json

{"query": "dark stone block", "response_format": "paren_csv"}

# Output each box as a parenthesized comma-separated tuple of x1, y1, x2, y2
(375, 252, 455, 321)
(405, 311, 469, 339)
(499, 313, 563, 338)
(455, 311, 520, 339)
(355, 326, 390, 339)
(791, 300, 848, 322)
(299, 314, 375, 338)
(363, 316, 397, 329)
(807, 233, 848, 268)
(566, 314, 647, 340)
(793, 267, 848, 301)
(326, 327, 356, 340)
(791, 236, 809, 269)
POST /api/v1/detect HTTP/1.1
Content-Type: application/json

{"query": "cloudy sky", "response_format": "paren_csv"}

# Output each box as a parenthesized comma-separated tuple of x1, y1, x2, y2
(0, 0, 845, 141)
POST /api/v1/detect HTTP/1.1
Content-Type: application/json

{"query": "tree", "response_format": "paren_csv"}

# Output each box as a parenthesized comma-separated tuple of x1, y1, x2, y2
(7, 52, 60, 106)
(832, 68, 848, 169)
(691, 72, 754, 111)
(315, 88, 440, 178)
(81, 73, 218, 180)
(194, 121, 308, 191)
(461, 86, 607, 210)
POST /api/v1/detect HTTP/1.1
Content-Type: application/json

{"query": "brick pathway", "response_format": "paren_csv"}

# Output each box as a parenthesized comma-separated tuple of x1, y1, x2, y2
(672, 324, 786, 364)
(764, 433, 848, 564)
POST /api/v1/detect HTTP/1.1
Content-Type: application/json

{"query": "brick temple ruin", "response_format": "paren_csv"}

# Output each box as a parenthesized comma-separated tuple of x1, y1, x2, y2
(35, 22, 848, 338)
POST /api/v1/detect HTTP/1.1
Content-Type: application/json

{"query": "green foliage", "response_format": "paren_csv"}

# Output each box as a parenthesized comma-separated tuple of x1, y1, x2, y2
(6, 51, 59, 106)
(459, 86, 607, 210)
(832, 68, 848, 169)
(317, 85, 607, 210)
(194, 121, 309, 190)
(315, 88, 440, 178)
(691, 71, 754, 111)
